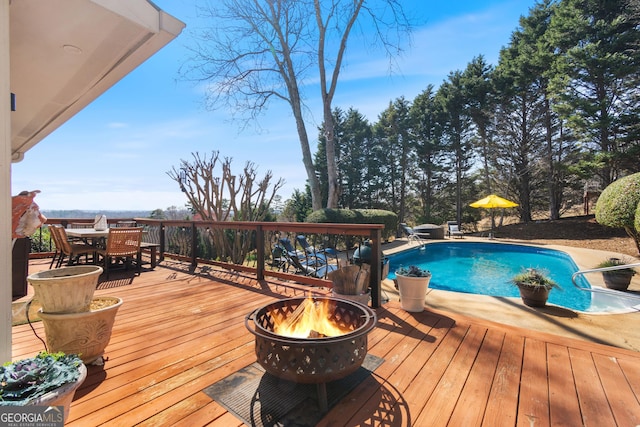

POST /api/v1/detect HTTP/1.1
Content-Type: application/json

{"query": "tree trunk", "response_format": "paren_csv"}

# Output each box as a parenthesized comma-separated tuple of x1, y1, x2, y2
(544, 98, 560, 220)
(291, 96, 322, 210)
(324, 102, 340, 208)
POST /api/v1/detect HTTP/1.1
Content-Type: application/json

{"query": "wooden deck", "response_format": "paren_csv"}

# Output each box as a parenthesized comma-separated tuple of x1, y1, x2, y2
(12, 259, 640, 426)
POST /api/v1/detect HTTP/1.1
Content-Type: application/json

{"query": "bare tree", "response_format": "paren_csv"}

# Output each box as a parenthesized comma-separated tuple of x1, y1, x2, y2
(182, 0, 412, 209)
(167, 151, 284, 263)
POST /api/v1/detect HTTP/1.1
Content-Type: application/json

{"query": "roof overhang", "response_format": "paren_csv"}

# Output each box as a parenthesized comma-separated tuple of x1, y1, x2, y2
(9, 0, 185, 162)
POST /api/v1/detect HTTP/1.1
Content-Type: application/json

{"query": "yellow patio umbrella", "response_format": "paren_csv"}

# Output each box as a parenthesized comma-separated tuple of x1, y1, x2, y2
(469, 194, 519, 209)
(469, 194, 518, 237)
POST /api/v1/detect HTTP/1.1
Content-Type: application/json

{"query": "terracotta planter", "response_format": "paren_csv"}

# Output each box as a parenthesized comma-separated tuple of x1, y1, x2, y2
(602, 270, 633, 291)
(39, 297, 123, 364)
(27, 363, 87, 422)
(27, 265, 103, 313)
(395, 274, 431, 312)
(517, 285, 549, 307)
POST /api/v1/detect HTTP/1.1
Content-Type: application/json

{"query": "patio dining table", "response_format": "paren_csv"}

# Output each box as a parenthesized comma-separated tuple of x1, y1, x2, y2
(65, 227, 110, 247)
(65, 228, 110, 239)
(65, 227, 158, 269)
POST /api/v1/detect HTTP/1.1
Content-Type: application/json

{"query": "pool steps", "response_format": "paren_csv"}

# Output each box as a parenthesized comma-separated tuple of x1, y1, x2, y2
(572, 263, 640, 313)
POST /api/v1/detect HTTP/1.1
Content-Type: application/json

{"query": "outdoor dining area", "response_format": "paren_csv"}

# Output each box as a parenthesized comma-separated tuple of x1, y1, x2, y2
(44, 217, 160, 280)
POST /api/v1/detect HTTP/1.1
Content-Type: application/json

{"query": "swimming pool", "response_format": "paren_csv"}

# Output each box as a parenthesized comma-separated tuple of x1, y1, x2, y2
(386, 242, 638, 313)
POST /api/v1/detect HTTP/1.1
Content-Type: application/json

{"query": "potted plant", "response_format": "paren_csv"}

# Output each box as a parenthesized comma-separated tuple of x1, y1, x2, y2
(27, 266, 123, 365)
(511, 268, 559, 307)
(38, 296, 124, 365)
(0, 351, 87, 422)
(394, 265, 432, 312)
(595, 257, 636, 291)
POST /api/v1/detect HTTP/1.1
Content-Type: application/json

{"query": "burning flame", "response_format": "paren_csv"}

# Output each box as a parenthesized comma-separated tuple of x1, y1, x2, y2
(273, 296, 353, 338)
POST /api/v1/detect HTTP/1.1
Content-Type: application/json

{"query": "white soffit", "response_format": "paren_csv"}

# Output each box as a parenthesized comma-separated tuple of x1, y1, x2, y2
(9, 0, 185, 162)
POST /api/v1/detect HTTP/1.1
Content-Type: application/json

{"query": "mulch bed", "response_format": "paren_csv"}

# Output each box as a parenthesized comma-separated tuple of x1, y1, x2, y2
(476, 215, 638, 257)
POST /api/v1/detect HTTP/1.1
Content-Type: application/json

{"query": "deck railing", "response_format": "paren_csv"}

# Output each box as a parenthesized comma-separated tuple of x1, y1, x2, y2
(31, 218, 386, 307)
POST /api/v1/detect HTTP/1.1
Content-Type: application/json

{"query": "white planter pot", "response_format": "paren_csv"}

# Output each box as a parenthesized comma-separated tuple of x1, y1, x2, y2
(27, 265, 103, 313)
(27, 363, 87, 422)
(395, 274, 431, 312)
(39, 296, 122, 364)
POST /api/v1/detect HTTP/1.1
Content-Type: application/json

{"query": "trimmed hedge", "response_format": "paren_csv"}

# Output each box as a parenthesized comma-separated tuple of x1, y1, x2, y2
(306, 209, 398, 241)
(595, 172, 640, 254)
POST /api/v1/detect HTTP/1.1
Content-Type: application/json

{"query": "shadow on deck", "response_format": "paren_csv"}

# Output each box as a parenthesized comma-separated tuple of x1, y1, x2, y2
(11, 259, 640, 426)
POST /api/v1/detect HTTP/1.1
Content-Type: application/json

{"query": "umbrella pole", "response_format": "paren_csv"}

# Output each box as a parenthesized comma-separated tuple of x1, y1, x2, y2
(490, 210, 495, 239)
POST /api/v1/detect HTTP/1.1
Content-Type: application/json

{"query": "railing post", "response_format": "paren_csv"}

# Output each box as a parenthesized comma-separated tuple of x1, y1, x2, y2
(159, 222, 165, 262)
(369, 229, 382, 308)
(190, 223, 198, 270)
(256, 225, 265, 280)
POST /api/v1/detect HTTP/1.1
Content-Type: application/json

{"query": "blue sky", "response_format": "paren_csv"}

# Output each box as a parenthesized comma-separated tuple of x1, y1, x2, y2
(12, 0, 537, 211)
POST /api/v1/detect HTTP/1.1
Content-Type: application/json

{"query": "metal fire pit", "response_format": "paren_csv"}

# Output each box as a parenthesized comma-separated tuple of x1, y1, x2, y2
(245, 296, 377, 385)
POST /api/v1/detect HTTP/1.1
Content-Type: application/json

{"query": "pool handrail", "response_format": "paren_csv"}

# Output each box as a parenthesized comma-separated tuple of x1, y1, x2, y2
(571, 262, 640, 302)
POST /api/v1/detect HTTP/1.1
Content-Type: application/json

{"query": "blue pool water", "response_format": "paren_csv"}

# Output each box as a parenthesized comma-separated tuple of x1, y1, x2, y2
(387, 242, 595, 311)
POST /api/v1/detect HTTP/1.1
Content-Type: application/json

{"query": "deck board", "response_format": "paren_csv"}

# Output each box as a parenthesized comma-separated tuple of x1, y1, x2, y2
(447, 328, 504, 426)
(518, 338, 550, 427)
(547, 343, 582, 427)
(593, 353, 640, 427)
(570, 348, 617, 426)
(11, 259, 640, 426)
(481, 334, 524, 427)
(414, 325, 486, 426)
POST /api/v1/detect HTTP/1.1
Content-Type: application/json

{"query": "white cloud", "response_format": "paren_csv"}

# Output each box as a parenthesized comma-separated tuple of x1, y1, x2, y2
(107, 122, 128, 128)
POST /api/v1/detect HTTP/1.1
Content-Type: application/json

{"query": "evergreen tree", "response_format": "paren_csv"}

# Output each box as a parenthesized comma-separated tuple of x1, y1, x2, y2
(410, 85, 448, 223)
(436, 71, 474, 225)
(338, 108, 373, 208)
(373, 98, 413, 231)
(548, 0, 640, 185)
(461, 56, 496, 197)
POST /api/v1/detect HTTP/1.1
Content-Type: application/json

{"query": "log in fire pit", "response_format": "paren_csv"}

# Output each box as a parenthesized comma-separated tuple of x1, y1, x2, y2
(245, 296, 377, 411)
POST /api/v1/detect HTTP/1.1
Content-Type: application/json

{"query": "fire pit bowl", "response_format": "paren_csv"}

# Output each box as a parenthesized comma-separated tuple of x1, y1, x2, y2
(245, 296, 377, 384)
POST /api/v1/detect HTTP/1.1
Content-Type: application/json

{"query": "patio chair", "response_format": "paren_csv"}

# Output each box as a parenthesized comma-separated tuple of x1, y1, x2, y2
(278, 237, 304, 257)
(280, 247, 338, 279)
(48, 225, 63, 268)
(49, 225, 96, 268)
(67, 222, 93, 229)
(278, 237, 326, 265)
(447, 221, 463, 239)
(295, 235, 338, 256)
(95, 227, 143, 278)
(270, 244, 288, 271)
(400, 223, 425, 245)
(65, 222, 93, 243)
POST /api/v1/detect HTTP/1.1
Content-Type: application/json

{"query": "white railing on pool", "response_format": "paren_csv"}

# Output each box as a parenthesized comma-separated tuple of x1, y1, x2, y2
(571, 263, 640, 313)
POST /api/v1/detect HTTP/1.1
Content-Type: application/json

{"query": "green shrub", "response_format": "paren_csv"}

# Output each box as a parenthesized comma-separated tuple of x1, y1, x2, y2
(595, 172, 640, 254)
(636, 201, 640, 235)
(306, 209, 398, 241)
